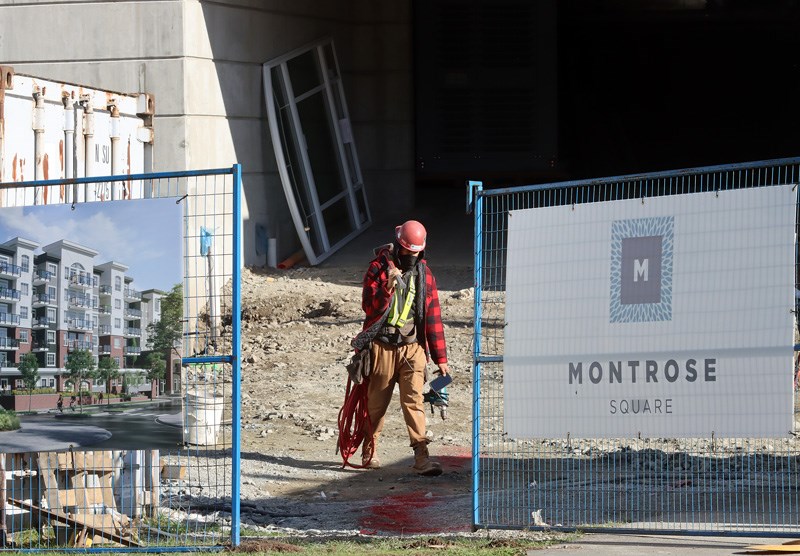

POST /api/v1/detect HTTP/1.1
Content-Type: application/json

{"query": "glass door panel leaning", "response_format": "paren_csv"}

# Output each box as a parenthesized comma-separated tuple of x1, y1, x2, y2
(263, 38, 371, 265)
(295, 93, 346, 206)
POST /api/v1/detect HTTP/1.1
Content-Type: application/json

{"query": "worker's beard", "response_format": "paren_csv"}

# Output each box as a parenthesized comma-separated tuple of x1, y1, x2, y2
(398, 254, 418, 271)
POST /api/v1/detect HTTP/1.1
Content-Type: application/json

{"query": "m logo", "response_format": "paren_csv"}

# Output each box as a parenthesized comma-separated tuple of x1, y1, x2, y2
(633, 259, 648, 282)
(610, 217, 673, 323)
(621, 236, 662, 304)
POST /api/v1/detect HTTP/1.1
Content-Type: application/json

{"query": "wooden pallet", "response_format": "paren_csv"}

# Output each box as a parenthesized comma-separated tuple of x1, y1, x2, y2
(9, 498, 140, 547)
(34, 450, 134, 547)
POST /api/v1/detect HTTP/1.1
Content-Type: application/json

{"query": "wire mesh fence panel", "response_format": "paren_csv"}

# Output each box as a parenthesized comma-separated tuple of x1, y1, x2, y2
(0, 167, 241, 550)
(470, 158, 800, 535)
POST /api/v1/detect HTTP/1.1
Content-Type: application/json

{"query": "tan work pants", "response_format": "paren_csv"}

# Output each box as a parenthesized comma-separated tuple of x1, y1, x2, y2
(366, 341, 428, 447)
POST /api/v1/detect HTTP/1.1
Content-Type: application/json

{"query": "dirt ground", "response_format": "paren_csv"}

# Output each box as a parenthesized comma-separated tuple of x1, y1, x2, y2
(232, 255, 488, 536)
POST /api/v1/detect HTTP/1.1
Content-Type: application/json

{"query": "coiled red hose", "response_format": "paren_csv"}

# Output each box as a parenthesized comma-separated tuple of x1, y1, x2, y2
(337, 378, 373, 469)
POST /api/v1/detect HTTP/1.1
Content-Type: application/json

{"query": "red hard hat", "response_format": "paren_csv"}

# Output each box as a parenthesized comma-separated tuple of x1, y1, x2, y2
(395, 220, 427, 252)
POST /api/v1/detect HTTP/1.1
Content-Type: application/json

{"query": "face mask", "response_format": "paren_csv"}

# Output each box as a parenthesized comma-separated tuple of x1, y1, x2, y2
(398, 253, 418, 271)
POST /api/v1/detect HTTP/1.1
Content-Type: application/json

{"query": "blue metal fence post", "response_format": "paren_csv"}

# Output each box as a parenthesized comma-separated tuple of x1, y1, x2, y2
(468, 180, 484, 529)
(231, 164, 243, 546)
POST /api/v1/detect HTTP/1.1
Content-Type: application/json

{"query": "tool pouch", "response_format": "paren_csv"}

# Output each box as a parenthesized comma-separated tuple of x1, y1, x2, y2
(346, 345, 372, 385)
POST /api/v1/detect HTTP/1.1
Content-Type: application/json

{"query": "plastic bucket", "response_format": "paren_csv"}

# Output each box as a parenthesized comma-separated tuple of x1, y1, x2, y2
(183, 392, 224, 445)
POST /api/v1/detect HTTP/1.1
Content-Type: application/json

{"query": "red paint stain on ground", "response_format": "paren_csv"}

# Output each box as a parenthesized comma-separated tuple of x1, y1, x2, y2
(361, 491, 466, 534)
(361, 491, 429, 533)
(359, 446, 474, 534)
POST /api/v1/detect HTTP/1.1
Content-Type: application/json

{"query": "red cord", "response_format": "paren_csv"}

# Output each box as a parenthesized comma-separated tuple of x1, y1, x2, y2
(337, 378, 373, 469)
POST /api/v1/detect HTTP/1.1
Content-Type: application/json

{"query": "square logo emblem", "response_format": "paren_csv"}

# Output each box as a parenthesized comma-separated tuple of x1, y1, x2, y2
(620, 236, 662, 305)
(610, 217, 673, 323)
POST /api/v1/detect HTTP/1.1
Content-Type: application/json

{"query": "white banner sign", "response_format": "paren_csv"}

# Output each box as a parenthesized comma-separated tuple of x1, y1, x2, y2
(504, 185, 796, 438)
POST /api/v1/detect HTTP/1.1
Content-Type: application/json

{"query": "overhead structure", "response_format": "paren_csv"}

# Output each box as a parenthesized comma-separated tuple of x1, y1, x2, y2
(263, 38, 371, 265)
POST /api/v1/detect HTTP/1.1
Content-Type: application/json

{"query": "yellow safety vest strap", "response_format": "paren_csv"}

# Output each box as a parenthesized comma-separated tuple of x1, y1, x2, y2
(387, 279, 416, 328)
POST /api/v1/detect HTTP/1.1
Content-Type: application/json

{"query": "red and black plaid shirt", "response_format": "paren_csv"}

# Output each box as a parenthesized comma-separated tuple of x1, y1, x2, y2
(360, 250, 448, 365)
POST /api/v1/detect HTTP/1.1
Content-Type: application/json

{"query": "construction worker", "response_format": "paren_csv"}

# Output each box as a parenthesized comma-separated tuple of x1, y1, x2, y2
(356, 219, 450, 476)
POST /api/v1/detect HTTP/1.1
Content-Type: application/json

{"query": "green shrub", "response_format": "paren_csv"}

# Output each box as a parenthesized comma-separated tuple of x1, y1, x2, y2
(0, 409, 20, 431)
(8, 388, 56, 396)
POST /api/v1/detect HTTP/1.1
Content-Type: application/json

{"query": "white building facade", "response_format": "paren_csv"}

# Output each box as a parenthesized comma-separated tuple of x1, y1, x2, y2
(0, 237, 169, 394)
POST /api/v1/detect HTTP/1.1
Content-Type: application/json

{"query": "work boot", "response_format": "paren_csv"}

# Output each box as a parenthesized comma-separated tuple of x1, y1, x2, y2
(412, 442, 442, 476)
(361, 439, 381, 469)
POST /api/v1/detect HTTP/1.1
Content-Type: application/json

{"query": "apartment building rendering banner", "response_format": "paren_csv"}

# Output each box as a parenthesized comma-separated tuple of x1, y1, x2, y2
(504, 185, 795, 438)
(0, 198, 184, 451)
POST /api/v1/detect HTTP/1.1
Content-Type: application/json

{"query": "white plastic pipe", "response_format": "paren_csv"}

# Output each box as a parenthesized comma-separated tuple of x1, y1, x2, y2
(63, 96, 75, 203)
(267, 238, 278, 268)
(32, 89, 45, 202)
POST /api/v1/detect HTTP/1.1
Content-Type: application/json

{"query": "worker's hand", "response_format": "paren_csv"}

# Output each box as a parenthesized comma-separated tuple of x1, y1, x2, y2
(387, 266, 402, 289)
(437, 362, 450, 376)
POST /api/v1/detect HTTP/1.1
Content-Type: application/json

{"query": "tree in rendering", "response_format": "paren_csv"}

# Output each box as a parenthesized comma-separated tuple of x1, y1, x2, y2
(64, 349, 95, 413)
(96, 357, 120, 404)
(146, 284, 183, 356)
(18, 353, 39, 413)
(146, 283, 182, 397)
(145, 352, 166, 397)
